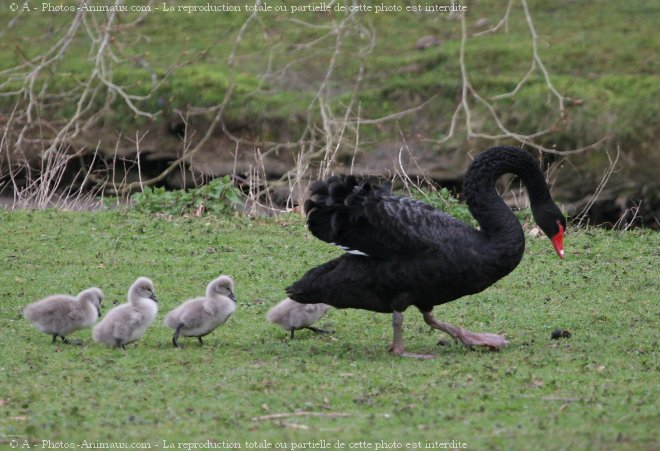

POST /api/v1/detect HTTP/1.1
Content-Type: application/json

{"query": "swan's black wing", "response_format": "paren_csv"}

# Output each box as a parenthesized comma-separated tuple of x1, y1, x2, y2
(304, 175, 471, 259)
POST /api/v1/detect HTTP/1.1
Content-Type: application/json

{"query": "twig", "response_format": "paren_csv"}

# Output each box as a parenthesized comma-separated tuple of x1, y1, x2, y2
(520, 0, 566, 114)
(474, 0, 514, 36)
(574, 146, 621, 227)
(251, 412, 352, 422)
(353, 96, 438, 126)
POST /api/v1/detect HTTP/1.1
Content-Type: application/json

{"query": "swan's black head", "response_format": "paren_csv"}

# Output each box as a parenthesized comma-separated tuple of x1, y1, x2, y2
(532, 202, 567, 259)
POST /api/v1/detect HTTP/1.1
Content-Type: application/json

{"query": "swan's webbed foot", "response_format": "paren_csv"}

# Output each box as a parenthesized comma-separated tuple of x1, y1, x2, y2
(305, 326, 334, 335)
(51, 335, 71, 344)
(388, 345, 435, 360)
(458, 329, 508, 349)
(422, 311, 508, 350)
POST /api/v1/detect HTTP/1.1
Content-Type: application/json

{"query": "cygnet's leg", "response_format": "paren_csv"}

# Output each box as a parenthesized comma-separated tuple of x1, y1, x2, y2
(197, 336, 203, 346)
(422, 311, 508, 349)
(305, 326, 334, 334)
(50, 334, 68, 344)
(388, 311, 434, 359)
(172, 324, 183, 348)
(289, 329, 295, 340)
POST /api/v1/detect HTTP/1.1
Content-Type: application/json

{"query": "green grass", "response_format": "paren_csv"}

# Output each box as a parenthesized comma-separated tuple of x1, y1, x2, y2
(0, 210, 658, 449)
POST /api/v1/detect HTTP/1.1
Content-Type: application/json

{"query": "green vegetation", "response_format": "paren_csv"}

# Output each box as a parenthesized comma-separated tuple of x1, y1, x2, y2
(405, 186, 477, 226)
(0, 210, 657, 448)
(2, 1, 658, 222)
(129, 176, 244, 215)
(1, 0, 658, 148)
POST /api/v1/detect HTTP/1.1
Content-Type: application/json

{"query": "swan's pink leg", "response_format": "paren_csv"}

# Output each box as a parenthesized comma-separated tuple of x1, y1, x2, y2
(422, 312, 508, 349)
(388, 311, 435, 359)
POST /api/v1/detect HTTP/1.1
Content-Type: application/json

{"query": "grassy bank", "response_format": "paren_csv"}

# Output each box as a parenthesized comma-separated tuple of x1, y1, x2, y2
(1, 1, 658, 147)
(2, 1, 659, 225)
(0, 210, 658, 449)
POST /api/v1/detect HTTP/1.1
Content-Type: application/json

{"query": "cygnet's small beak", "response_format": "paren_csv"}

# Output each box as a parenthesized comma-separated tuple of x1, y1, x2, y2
(229, 290, 237, 303)
(97, 307, 102, 318)
(150, 294, 159, 303)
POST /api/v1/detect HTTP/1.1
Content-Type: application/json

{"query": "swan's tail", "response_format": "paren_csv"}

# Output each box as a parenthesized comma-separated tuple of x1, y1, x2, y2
(304, 175, 359, 244)
(304, 175, 391, 245)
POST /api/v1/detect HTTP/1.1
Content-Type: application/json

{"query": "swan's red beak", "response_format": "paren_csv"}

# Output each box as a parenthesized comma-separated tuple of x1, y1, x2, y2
(551, 223, 565, 259)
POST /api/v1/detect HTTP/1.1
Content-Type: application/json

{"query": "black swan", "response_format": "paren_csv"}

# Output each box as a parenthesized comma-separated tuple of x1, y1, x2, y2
(286, 146, 566, 358)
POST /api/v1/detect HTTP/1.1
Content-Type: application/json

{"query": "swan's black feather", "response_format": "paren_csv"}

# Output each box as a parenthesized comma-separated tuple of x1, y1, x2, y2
(305, 177, 468, 259)
(287, 146, 566, 315)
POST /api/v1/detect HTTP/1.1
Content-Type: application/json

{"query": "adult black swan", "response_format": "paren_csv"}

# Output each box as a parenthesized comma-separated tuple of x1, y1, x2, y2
(286, 146, 566, 358)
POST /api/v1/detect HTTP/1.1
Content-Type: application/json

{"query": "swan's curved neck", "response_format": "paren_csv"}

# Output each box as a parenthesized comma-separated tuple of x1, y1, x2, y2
(463, 147, 550, 240)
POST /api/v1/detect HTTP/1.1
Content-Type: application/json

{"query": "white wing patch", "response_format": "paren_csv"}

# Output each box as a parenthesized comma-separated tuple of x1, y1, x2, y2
(346, 249, 369, 257)
(330, 243, 369, 257)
